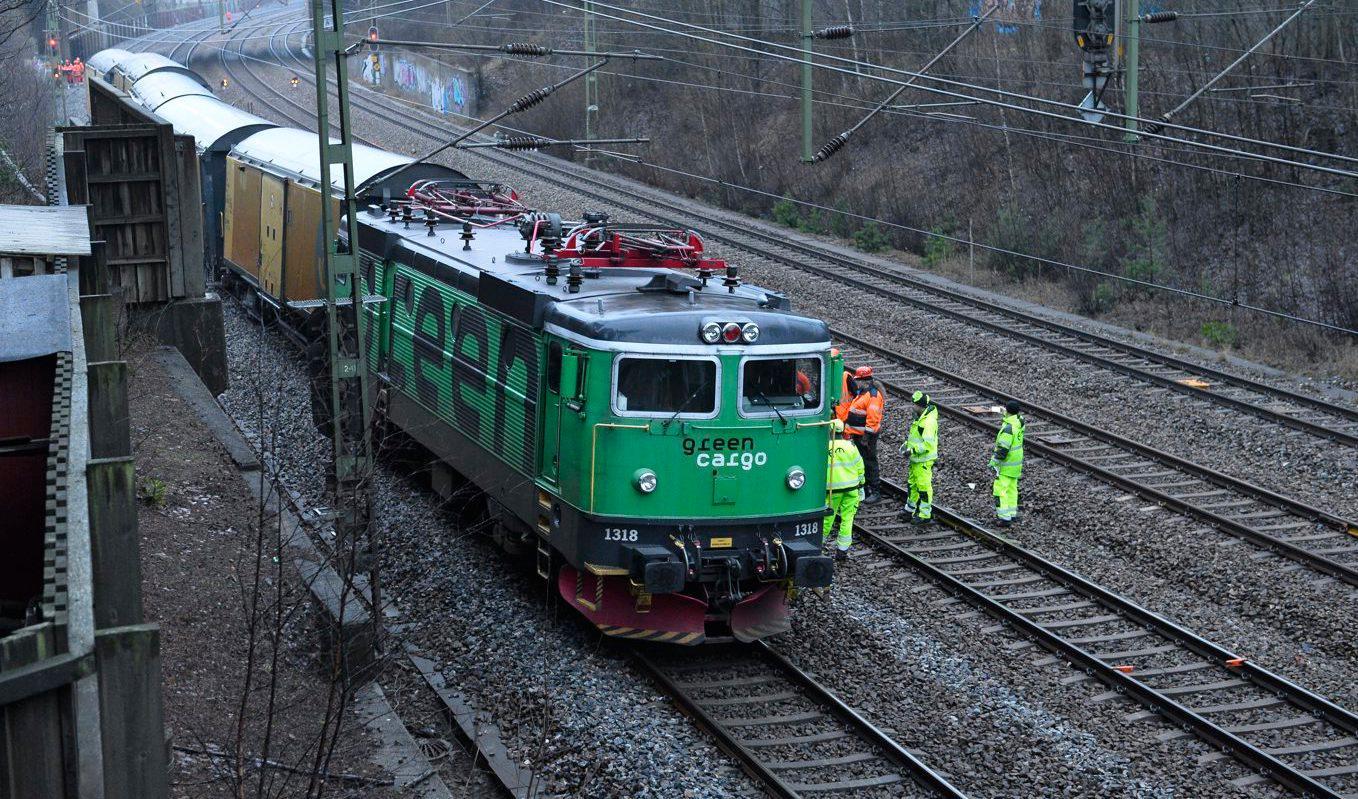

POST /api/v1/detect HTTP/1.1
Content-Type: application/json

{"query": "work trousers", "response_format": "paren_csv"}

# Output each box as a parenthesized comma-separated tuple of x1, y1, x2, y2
(824, 489, 861, 552)
(993, 473, 1019, 521)
(907, 461, 934, 520)
(853, 433, 880, 489)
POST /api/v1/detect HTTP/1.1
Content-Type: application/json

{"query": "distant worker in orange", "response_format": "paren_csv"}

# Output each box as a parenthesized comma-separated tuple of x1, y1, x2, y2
(844, 365, 885, 503)
(73, 57, 84, 83)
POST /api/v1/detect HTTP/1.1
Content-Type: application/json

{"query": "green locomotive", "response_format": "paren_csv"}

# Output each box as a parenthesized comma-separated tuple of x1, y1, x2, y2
(88, 46, 837, 644)
(352, 203, 837, 643)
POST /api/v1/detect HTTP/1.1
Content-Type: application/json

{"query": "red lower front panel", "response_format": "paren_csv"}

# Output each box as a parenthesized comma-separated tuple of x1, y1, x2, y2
(558, 566, 793, 645)
(559, 565, 708, 644)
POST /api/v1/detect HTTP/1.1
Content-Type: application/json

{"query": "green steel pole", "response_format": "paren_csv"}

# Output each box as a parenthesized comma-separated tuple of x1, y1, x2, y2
(800, 0, 812, 162)
(1124, 0, 1140, 142)
(310, 0, 376, 618)
(584, 0, 598, 163)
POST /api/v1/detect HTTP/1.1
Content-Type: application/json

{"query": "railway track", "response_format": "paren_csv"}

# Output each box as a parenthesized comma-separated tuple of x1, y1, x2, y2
(202, 22, 1358, 591)
(829, 330, 1358, 589)
(119, 22, 1358, 797)
(855, 482, 1358, 799)
(632, 642, 967, 798)
(241, 21, 1358, 453)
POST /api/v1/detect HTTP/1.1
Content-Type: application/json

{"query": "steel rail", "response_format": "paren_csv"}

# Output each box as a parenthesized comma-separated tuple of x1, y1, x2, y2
(128, 16, 1358, 448)
(235, 22, 1358, 583)
(260, 20, 1358, 448)
(859, 480, 1358, 799)
(313, 53, 1358, 448)
(829, 328, 1358, 587)
(245, 25, 1358, 586)
(222, 34, 958, 798)
(630, 641, 968, 799)
(197, 26, 1358, 797)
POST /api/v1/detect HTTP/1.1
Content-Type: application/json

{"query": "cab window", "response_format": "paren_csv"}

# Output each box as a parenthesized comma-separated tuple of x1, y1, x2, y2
(613, 356, 718, 417)
(740, 356, 822, 416)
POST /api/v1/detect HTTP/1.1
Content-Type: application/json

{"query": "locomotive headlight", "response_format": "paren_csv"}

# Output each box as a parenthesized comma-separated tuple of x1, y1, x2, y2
(700, 321, 722, 344)
(634, 469, 658, 494)
(741, 322, 760, 343)
(786, 466, 806, 490)
(721, 322, 743, 343)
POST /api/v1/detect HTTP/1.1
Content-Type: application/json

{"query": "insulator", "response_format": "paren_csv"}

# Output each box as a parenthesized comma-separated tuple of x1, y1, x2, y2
(813, 24, 854, 40)
(567, 260, 583, 294)
(1140, 11, 1178, 23)
(813, 132, 849, 163)
(495, 136, 551, 150)
(501, 42, 551, 56)
(510, 86, 553, 112)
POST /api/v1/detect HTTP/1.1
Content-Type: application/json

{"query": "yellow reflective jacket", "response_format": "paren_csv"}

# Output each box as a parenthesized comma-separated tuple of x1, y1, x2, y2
(992, 413, 1025, 477)
(827, 438, 866, 491)
(907, 404, 939, 464)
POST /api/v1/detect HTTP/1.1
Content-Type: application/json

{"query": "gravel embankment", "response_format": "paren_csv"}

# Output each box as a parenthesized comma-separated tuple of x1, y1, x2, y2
(182, 31, 1358, 797)
(218, 306, 762, 798)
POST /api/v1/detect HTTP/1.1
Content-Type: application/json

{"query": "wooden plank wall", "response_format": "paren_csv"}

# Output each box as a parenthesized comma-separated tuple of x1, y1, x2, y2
(62, 121, 202, 305)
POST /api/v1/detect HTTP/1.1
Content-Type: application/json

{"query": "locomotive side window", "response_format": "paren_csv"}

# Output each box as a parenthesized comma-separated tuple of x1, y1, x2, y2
(739, 355, 823, 416)
(547, 342, 562, 393)
(612, 356, 718, 417)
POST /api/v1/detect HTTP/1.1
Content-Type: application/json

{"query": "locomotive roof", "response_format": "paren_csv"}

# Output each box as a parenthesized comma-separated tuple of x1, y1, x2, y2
(355, 208, 829, 349)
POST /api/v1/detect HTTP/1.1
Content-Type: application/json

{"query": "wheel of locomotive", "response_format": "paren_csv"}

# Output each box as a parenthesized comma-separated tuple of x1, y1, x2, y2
(486, 498, 531, 557)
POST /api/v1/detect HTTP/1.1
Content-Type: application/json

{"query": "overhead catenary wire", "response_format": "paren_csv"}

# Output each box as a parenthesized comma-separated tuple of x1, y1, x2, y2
(542, 0, 1358, 178)
(103, 12, 1356, 201)
(587, 152, 1358, 337)
(813, 6, 997, 163)
(124, 13, 1355, 337)
(1146, 0, 1318, 133)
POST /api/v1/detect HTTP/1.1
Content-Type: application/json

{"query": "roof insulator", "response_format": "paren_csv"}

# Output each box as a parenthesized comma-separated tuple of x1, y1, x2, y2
(813, 24, 854, 40)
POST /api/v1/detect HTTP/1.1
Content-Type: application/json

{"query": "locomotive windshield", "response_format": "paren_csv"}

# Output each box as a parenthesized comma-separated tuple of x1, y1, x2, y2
(740, 355, 823, 416)
(614, 356, 718, 417)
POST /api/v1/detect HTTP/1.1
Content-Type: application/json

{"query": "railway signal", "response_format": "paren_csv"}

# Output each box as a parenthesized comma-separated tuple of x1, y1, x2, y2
(1072, 0, 1115, 124)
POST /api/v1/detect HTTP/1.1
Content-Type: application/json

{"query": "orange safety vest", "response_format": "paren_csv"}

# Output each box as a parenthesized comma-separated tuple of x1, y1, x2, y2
(834, 369, 853, 422)
(844, 384, 884, 436)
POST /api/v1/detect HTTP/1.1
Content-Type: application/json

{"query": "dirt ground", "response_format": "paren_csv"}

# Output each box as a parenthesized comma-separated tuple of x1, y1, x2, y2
(127, 340, 401, 799)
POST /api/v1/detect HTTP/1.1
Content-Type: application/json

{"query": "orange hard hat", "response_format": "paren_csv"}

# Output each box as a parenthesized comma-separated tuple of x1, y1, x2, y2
(854, 366, 873, 379)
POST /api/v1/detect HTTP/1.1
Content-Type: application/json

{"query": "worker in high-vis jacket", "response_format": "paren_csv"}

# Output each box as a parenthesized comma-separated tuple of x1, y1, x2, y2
(989, 399, 1025, 525)
(824, 419, 866, 562)
(844, 366, 885, 503)
(900, 391, 939, 524)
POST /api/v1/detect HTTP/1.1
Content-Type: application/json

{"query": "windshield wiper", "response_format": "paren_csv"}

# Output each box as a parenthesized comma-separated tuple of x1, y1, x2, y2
(663, 383, 709, 430)
(757, 391, 787, 424)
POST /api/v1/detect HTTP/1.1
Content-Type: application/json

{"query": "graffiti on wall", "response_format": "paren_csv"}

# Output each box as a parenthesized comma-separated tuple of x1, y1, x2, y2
(970, 0, 1042, 34)
(392, 57, 472, 117)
